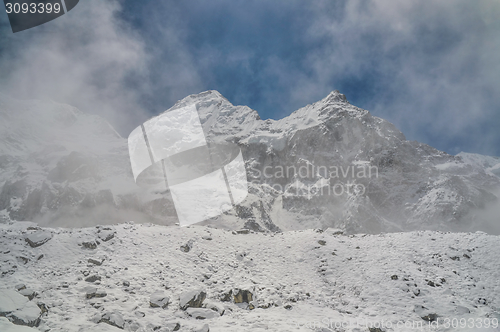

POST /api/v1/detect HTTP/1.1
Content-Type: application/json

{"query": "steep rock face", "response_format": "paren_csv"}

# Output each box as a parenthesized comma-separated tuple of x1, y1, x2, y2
(1, 91, 498, 233)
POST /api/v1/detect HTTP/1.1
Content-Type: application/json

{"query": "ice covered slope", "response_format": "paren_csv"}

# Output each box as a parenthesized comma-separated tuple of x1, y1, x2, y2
(0, 222, 499, 332)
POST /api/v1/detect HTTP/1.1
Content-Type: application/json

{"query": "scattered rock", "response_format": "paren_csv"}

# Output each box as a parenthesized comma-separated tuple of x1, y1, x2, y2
(165, 322, 181, 331)
(15, 284, 26, 291)
(236, 229, 250, 234)
(317, 240, 326, 246)
(81, 240, 99, 250)
(98, 230, 115, 242)
(99, 312, 125, 329)
(185, 308, 219, 319)
(85, 287, 107, 299)
(37, 302, 48, 315)
(88, 258, 104, 266)
(427, 280, 440, 287)
(391, 275, 398, 280)
(220, 290, 232, 302)
(7, 302, 42, 327)
(180, 240, 194, 253)
(150, 292, 170, 309)
(18, 289, 37, 301)
(202, 236, 212, 241)
(233, 289, 253, 304)
(369, 328, 385, 332)
(0, 289, 42, 327)
(421, 313, 438, 322)
(180, 290, 206, 310)
(123, 281, 130, 287)
(85, 275, 101, 283)
(25, 231, 52, 248)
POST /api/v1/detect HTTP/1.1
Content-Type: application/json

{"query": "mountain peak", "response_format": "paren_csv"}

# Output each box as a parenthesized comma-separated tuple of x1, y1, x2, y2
(325, 90, 348, 103)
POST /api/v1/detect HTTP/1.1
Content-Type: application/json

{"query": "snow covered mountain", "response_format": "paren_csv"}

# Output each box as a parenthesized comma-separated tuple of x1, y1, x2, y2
(0, 91, 499, 233)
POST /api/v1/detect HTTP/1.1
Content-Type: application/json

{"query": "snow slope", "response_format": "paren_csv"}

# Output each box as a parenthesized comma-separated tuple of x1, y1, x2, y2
(0, 221, 499, 331)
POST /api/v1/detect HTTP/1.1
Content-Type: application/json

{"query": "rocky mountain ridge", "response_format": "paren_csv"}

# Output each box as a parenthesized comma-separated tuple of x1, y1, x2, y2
(0, 91, 499, 233)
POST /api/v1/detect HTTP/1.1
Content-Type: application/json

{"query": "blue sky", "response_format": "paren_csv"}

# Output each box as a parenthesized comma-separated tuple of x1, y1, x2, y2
(1, 0, 499, 156)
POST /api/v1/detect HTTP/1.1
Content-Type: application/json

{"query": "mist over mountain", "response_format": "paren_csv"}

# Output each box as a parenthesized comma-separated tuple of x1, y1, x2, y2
(0, 91, 499, 234)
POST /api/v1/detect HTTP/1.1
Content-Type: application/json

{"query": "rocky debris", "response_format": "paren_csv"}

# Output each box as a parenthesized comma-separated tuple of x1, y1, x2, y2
(201, 236, 212, 241)
(220, 290, 232, 302)
(15, 284, 26, 291)
(81, 240, 99, 250)
(203, 301, 225, 316)
(0, 289, 42, 327)
(98, 230, 115, 242)
(37, 302, 48, 315)
(421, 313, 438, 322)
(7, 302, 42, 328)
(414, 305, 438, 322)
(235, 229, 250, 234)
(185, 308, 220, 320)
(167, 322, 181, 331)
(25, 231, 52, 248)
(391, 275, 398, 280)
(18, 289, 37, 301)
(317, 240, 326, 246)
(150, 292, 170, 309)
(180, 240, 194, 253)
(368, 328, 384, 332)
(0, 317, 39, 331)
(85, 287, 107, 299)
(180, 290, 206, 310)
(88, 257, 104, 266)
(85, 275, 101, 283)
(98, 311, 125, 329)
(233, 289, 253, 304)
(17, 256, 29, 264)
(123, 281, 130, 287)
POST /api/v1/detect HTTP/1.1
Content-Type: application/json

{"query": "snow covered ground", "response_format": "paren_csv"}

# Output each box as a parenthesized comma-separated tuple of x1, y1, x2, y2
(1, 221, 499, 332)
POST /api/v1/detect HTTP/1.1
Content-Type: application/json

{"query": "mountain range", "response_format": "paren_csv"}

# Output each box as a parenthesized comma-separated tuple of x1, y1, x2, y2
(0, 91, 499, 234)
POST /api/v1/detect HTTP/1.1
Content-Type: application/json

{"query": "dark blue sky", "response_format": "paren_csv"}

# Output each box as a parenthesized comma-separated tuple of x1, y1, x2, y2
(1, 0, 499, 156)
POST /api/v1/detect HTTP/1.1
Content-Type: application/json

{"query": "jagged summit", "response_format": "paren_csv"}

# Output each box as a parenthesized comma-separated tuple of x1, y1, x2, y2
(325, 90, 349, 103)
